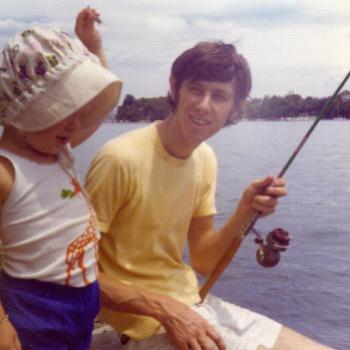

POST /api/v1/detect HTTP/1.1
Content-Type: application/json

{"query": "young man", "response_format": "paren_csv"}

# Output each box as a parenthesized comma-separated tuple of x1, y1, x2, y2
(85, 42, 332, 350)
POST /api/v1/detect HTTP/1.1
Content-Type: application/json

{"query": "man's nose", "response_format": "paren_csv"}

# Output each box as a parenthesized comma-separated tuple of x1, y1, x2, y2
(196, 93, 211, 112)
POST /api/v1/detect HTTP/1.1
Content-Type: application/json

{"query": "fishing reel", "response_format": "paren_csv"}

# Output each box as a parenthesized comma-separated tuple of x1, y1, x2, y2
(252, 227, 291, 268)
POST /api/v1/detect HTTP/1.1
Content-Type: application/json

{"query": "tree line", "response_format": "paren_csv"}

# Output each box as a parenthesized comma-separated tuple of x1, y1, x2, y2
(112, 90, 350, 123)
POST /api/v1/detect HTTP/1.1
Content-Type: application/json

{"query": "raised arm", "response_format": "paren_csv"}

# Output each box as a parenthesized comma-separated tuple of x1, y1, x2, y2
(69, 7, 122, 147)
(75, 7, 108, 68)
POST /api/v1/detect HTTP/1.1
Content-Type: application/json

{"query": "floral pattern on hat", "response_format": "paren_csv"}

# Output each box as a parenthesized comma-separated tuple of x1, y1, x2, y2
(0, 26, 100, 130)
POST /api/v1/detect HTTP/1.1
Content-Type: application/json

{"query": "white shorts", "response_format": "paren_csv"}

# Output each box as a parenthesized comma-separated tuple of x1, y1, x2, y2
(123, 294, 282, 350)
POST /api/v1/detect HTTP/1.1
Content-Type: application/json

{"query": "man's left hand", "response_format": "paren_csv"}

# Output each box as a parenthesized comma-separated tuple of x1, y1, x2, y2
(240, 176, 286, 217)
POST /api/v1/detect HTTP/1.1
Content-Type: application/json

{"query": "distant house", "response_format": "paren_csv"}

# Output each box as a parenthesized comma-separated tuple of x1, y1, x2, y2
(339, 90, 350, 103)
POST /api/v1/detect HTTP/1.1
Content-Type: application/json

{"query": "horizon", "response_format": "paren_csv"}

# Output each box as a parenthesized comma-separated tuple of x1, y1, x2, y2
(1, 0, 350, 103)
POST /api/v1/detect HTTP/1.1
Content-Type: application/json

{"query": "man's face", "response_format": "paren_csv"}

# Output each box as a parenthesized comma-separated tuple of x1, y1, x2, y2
(171, 78, 236, 143)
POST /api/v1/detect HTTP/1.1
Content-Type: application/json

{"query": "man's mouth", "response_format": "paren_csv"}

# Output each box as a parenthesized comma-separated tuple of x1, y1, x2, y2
(189, 115, 209, 126)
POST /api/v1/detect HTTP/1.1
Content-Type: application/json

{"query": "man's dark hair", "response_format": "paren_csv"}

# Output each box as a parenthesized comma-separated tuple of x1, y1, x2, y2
(168, 41, 252, 114)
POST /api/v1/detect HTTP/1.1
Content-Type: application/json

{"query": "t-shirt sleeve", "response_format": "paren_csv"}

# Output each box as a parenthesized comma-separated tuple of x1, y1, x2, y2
(85, 147, 129, 234)
(193, 146, 217, 218)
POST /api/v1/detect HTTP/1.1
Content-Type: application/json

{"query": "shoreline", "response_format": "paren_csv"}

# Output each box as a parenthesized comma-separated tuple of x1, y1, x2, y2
(104, 116, 350, 123)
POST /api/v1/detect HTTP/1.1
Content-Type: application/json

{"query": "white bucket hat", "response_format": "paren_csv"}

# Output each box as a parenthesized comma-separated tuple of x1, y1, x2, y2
(0, 26, 122, 132)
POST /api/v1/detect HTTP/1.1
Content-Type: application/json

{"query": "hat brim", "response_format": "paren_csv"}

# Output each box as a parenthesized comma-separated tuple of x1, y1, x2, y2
(16, 59, 122, 132)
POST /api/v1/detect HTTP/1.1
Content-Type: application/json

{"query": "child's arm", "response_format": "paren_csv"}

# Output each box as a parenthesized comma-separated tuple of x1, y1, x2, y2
(70, 7, 121, 147)
(0, 160, 21, 349)
(0, 304, 21, 350)
(0, 156, 15, 212)
(0, 157, 21, 350)
(75, 7, 108, 68)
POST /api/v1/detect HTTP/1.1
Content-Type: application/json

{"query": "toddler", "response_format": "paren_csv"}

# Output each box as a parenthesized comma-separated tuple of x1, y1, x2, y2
(0, 8, 122, 350)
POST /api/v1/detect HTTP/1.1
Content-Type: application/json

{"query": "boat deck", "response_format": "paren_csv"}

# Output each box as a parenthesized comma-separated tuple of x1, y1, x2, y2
(91, 323, 121, 349)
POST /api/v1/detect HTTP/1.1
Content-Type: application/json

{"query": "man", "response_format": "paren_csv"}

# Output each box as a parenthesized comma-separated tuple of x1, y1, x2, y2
(86, 42, 332, 350)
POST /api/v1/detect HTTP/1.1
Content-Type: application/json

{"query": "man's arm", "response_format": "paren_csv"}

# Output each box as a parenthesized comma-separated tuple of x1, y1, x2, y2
(188, 176, 286, 276)
(99, 271, 226, 350)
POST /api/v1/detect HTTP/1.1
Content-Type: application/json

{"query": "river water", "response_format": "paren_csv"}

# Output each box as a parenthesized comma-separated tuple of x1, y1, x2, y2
(75, 120, 350, 349)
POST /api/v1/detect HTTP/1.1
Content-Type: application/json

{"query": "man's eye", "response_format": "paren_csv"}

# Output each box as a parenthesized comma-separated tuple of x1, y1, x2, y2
(188, 86, 201, 94)
(213, 94, 227, 102)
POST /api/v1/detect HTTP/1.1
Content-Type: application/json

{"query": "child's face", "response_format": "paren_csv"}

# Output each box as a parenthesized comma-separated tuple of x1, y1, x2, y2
(22, 95, 99, 156)
(16, 87, 114, 157)
(23, 112, 82, 155)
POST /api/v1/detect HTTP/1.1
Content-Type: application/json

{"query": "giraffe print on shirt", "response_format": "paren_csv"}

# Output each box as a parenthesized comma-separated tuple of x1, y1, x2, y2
(64, 179, 99, 286)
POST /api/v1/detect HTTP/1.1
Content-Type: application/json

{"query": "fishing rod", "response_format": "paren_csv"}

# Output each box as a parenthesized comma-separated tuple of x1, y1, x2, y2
(199, 69, 350, 301)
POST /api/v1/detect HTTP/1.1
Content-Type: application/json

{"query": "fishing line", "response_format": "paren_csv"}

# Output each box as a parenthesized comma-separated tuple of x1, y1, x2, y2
(200, 69, 350, 301)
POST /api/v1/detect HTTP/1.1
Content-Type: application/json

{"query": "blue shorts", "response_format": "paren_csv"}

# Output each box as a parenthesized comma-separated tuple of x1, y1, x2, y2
(0, 271, 99, 350)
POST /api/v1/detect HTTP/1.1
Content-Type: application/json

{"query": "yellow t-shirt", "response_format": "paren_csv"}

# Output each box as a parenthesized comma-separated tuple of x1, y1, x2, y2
(85, 122, 217, 340)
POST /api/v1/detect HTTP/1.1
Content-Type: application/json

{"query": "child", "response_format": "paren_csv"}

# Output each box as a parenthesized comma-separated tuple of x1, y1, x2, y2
(0, 8, 122, 350)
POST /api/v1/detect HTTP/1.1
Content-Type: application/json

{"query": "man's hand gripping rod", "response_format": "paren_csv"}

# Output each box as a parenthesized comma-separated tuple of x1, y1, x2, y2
(199, 70, 350, 302)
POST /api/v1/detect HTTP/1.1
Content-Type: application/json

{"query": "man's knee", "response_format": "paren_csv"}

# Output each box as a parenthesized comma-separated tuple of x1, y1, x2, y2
(270, 326, 333, 350)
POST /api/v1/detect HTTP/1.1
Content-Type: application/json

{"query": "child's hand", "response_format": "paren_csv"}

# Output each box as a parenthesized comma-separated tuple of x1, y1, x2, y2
(75, 7, 102, 55)
(0, 319, 22, 350)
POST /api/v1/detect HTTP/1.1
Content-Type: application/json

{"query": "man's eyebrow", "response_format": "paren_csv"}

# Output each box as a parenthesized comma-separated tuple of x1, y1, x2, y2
(213, 88, 233, 97)
(186, 81, 201, 86)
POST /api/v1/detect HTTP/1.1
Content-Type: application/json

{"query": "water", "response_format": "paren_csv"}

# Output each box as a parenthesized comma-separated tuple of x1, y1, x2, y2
(75, 120, 350, 350)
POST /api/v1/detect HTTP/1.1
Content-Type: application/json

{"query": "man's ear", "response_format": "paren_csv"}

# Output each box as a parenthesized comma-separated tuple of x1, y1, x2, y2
(227, 100, 246, 122)
(169, 75, 176, 99)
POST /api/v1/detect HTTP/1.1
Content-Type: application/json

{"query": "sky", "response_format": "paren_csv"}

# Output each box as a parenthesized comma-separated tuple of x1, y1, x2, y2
(1, 0, 350, 102)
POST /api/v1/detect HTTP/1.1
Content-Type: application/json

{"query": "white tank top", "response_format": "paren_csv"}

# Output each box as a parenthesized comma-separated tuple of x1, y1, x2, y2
(0, 148, 100, 287)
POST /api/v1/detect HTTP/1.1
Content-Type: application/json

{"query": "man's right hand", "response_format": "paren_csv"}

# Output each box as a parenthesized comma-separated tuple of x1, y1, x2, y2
(159, 299, 226, 350)
(0, 320, 22, 350)
(98, 272, 226, 350)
